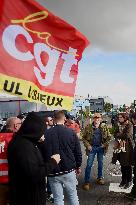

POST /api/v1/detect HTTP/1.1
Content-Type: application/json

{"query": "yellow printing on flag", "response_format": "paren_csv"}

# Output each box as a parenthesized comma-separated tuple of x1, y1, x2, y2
(0, 73, 73, 111)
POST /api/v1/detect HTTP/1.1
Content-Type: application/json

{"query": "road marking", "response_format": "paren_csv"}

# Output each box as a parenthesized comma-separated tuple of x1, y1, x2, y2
(110, 173, 134, 177)
(110, 173, 122, 177)
(109, 183, 132, 193)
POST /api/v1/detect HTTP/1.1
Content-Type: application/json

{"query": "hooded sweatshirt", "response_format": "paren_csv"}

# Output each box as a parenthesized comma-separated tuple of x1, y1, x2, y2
(7, 112, 57, 205)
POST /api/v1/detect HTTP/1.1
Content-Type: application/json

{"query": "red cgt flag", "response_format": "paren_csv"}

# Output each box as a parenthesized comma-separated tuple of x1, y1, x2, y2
(0, 0, 89, 110)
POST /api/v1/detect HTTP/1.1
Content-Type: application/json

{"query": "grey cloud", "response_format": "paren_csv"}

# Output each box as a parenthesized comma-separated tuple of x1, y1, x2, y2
(37, 0, 136, 52)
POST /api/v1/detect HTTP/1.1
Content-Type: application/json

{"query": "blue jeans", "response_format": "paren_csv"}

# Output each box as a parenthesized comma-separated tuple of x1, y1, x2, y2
(84, 146, 104, 182)
(48, 171, 79, 205)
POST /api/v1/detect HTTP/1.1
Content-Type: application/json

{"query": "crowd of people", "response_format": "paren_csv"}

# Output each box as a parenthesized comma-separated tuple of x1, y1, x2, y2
(0, 109, 136, 205)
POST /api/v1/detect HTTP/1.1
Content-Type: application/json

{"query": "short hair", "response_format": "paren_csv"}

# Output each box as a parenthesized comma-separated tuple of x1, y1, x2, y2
(54, 111, 65, 121)
(45, 116, 52, 123)
(6, 117, 17, 131)
(118, 112, 129, 122)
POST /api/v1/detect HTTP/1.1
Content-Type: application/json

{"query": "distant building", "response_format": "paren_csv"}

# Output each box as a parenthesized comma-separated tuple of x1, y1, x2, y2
(73, 95, 113, 114)
(89, 97, 104, 113)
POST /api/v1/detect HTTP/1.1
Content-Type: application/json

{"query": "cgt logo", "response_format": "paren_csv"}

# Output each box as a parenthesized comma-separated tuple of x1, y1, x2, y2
(2, 11, 78, 87)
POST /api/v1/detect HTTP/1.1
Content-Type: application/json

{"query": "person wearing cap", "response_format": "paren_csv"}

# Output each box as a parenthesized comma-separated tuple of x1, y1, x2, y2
(82, 113, 111, 190)
(7, 112, 60, 205)
(65, 114, 80, 138)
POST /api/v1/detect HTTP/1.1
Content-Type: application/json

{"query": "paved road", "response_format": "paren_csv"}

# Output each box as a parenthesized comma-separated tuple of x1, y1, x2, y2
(47, 140, 136, 205)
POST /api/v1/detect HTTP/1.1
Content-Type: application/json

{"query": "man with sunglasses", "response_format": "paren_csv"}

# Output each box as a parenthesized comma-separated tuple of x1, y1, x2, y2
(82, 113, 111, 191)
(45, 117, 54, 130)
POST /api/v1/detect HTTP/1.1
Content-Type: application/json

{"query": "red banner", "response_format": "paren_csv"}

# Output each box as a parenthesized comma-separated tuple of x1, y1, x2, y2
(0, 0, 89, 110)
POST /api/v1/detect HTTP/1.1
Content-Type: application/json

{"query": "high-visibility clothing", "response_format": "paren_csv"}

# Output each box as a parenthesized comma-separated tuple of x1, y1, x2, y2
(0, 133, 13, 183)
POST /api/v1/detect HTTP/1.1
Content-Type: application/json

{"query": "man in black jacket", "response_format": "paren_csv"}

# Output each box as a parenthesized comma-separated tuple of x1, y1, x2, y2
(43, 111, 82, 205)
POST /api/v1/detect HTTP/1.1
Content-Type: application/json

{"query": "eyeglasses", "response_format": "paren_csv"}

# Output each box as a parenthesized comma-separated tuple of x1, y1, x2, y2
(16, 122, 22, 125)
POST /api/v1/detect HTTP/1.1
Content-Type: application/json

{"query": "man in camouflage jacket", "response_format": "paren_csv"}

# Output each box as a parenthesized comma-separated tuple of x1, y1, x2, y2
(82, 113, 111, 190)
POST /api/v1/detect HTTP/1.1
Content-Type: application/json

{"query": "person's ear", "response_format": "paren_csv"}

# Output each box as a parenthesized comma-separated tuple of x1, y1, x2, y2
(14, 124, 17, 130)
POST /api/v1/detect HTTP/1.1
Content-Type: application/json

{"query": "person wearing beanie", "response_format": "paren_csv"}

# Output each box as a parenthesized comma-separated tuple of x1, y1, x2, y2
(65, 114, 80, 139)
(7, 112, 60, 205)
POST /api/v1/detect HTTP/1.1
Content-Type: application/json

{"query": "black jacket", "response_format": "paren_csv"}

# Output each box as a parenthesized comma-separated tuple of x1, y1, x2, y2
(133, 126, 136, 141)
(41, 124, 82, 176)
(7, 113, 57, 205)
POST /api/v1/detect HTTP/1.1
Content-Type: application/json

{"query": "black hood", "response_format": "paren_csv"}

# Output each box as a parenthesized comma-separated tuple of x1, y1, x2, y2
(16, 112, 45, 143)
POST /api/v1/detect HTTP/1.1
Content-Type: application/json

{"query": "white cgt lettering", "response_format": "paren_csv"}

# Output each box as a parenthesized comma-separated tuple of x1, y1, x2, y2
(34, 43, 60, 86)
(2, 25, 77, 86)
(60, 47, 77, 83)
(2, 25, 34, 61)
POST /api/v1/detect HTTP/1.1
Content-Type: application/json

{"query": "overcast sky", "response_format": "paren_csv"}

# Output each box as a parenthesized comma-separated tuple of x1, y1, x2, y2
(37, 0, 136, 105)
